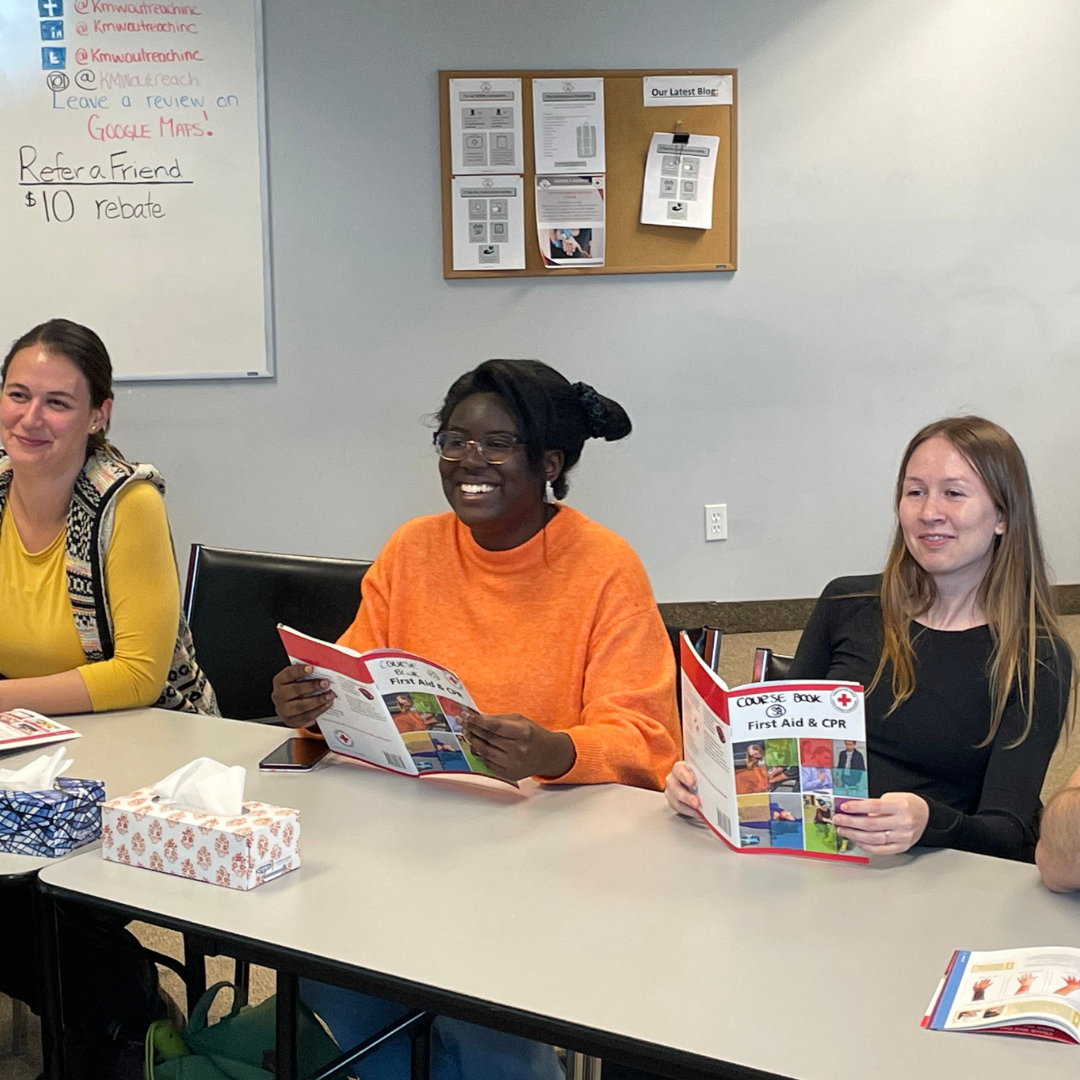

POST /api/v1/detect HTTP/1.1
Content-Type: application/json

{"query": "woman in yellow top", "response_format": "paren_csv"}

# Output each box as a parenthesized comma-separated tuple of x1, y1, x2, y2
(0, 319, 217, 1075)
(0, 318, 215, 715)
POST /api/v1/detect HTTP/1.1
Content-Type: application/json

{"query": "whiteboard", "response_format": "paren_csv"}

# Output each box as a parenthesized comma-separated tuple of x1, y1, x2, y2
(0, 0, 272, 380)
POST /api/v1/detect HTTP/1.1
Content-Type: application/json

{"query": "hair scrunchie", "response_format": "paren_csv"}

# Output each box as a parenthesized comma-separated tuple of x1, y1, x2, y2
(573, 381, 607, 438)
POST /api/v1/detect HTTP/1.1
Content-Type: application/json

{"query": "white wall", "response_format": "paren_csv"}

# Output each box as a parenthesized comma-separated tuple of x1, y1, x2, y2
(110, 0, 1080, 602)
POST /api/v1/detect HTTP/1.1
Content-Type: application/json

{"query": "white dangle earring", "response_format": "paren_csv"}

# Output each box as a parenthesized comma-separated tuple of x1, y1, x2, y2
(544, 480, 555, 503)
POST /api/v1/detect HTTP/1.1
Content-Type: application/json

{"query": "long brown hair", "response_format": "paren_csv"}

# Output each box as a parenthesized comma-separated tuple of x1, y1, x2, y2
(872, 416, 1070, 746)
(2, 319, 117, 458)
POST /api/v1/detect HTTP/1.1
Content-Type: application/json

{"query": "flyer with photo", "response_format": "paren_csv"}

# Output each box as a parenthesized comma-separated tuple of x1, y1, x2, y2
(535, 175, 605, 267)
(277, 626, 512, 785)
(923, 946, 1080, 1043)
(680, 634, 868, 863)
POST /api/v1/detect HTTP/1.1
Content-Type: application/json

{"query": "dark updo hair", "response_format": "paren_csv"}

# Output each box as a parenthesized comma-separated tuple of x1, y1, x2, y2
(2, 319, 115, 457)
(436, 359, 631, 500)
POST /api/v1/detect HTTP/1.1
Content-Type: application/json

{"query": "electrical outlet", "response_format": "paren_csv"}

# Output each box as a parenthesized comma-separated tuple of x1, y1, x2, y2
(704, 503, 728, 542)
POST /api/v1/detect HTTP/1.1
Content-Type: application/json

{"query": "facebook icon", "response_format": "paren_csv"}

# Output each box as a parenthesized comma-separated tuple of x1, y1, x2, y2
(38, 0, 63, 16)
(40, 20, 64, 40)
(41, 47, 66, 70)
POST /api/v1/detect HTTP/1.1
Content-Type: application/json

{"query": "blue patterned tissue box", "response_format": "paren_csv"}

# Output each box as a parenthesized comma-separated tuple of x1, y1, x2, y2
(0, 778, 105, 857)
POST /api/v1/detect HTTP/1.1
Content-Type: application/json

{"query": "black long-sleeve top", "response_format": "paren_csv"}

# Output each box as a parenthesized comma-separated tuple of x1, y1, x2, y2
(789, 576, 1071, 862)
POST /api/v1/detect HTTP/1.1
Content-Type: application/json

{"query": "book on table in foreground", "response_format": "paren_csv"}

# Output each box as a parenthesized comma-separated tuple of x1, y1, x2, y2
(923, 947, 1080, 1043)
(277, 625, 512, 784)
(679, 633, 869, 863)
(0, 709, 80, 752)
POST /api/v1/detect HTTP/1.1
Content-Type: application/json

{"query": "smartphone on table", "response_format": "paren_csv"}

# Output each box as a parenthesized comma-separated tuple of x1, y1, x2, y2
(258, 738, 330, 772)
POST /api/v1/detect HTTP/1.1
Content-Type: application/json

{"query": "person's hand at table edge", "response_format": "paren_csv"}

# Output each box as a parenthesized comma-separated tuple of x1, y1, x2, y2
(460, 708, 576, 781)
(664, 761, 701, 817)
(272, 664, 335, 730)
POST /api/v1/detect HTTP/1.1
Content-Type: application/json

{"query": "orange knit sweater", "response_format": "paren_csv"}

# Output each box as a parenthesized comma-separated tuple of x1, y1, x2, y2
(338, 506, 680, 790)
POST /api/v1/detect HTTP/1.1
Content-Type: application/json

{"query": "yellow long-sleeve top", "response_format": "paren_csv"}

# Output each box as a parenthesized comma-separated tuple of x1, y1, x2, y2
(0, 481, 179, 711)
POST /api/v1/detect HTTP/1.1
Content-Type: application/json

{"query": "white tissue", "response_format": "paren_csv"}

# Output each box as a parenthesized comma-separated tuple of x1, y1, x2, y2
(0, 747, 72, 793)
(152, 757, 246, 817)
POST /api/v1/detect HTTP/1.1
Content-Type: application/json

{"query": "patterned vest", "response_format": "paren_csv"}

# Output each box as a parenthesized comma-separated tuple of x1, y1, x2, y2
(0, 452, 218, 716)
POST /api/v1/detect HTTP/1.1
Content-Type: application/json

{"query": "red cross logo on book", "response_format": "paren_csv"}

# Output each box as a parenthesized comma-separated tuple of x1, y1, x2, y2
(334, 730, 354, 748)
(830, 687, 859, 712)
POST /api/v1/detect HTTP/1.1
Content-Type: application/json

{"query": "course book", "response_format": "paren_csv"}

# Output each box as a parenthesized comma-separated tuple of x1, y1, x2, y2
(0, 710, 80, 752)
(679, 633, 868, 862)
(277, 626, 508, 783)
(923, 947, 1080, 1043)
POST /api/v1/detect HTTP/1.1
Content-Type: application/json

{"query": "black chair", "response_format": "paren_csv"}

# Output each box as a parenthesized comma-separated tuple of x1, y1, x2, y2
(181, 545, 371, 1005)
(184, 544, 372, 722)
(663, 623, 722, 716)
(752, 646, 795, 682)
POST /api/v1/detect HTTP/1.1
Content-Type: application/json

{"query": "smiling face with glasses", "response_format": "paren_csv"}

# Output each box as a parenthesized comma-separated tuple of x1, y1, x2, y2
(436, 392, 564, 552)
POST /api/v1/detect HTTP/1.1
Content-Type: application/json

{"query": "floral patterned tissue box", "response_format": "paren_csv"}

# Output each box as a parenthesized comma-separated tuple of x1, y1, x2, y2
(100, 788, 300, 890)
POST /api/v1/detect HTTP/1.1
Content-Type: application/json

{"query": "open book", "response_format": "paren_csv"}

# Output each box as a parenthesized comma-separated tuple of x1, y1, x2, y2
(680, 633, 869, 862)
(923, 947, 1080, 1043)
(277, 626, 511, 784)
(0, 709, 80, 752)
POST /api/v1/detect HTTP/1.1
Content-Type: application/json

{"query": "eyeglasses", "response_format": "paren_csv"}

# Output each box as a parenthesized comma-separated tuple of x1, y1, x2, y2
(434, 431, 524, 465)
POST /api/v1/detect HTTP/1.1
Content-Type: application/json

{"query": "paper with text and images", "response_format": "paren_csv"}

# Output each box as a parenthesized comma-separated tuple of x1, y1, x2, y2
(449, 78, 523, 175)
(642, 75, 733, 107)
(0, 710, 79, 752)
(680, 634, 867, 862)
(452, 176, 525, 270)
(277, 626, 506, 783)
(925, 946, 1080, 1043)
(531, 77, 605, 174)
(640, 133, 720, 230)
(535, 175, 605, 267)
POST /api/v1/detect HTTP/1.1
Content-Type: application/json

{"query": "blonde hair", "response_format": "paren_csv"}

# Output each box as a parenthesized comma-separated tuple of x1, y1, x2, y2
(872, 416, 1070, 746)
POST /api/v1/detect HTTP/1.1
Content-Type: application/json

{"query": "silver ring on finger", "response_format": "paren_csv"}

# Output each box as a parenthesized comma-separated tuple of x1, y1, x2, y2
(884, 829, 891, 843)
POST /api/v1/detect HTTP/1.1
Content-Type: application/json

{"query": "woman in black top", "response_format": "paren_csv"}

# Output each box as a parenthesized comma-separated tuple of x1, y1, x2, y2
(666, 416, 1073, 862)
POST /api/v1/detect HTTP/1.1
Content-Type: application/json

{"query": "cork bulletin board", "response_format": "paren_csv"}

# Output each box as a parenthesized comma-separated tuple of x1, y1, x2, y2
(440, 68, 737, 279)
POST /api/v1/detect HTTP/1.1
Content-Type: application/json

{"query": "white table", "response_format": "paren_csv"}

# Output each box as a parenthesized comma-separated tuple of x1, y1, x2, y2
(36, 708, 1080, 1080)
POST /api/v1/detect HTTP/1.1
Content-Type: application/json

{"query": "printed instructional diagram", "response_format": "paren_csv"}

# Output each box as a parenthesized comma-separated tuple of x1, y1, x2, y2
(449, 77, 523, 175)
(448, 77, 525, 270)
(451, 176, 525, 270)
(640, 132, 721, 230)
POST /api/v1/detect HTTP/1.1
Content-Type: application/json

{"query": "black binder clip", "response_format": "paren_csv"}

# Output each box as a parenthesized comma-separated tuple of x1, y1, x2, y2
(672, 119, 690, 145)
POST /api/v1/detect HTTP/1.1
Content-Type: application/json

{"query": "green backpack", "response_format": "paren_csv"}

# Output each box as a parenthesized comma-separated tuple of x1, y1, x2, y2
(145, 981, 345, 1080)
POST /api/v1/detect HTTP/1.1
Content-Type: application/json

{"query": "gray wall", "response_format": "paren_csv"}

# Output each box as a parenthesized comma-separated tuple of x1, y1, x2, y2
(112, 0, 1080, 602)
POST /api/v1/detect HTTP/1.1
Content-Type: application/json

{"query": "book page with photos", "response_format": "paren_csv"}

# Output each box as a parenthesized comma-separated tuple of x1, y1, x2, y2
(0, 710, 79, 751)
(680, 634, 868, 863)
(278, 626, 510, 784)
(924, 946, 1080, 1043)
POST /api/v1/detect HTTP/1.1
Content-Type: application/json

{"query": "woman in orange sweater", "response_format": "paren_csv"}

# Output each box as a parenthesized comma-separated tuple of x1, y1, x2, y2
(273, 358, 679, 789)
(272, 358, 679, 1080)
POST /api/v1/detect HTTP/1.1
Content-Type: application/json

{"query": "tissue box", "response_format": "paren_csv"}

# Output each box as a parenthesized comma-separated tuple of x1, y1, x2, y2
(101, 789, 300, 890)
(0, 778, 105, 858)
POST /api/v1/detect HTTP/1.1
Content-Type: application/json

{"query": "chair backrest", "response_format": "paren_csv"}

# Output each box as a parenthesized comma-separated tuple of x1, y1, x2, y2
(663, 624, 722, 716)
(752, 647, 795, 683)
(184, 545, 371, 721)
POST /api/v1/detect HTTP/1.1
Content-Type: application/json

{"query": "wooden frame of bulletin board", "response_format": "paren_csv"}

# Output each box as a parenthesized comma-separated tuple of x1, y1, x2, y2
(439, 69, 737, 279)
